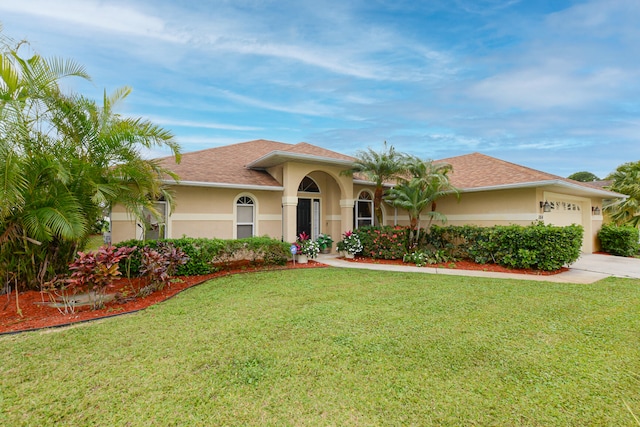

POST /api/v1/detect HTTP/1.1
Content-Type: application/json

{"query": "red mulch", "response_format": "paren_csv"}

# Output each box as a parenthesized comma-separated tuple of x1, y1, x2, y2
(343, 256, 568, 276)
(0, 257, 567, 335)
(0, 260, 326, 335)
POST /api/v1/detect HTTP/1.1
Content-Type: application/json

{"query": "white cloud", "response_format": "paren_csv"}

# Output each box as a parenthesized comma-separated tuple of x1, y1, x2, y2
(145, 117, 263, 132)
(470, 64, 629, 109)
(210, 88, 340, 117)
(0, 0, 187, 43)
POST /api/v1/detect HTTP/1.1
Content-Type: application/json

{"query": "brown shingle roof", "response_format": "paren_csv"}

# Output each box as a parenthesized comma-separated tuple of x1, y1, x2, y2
(283, 142, 355, 161)
(440, 152, 574, 189)
(159, 139, 289, 187)
(159, 141, 622, 198)
(159, 139, 354, 187)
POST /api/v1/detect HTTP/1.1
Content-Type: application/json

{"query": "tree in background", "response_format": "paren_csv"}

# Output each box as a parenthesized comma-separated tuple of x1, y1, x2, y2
(567, 171, 600, 182)
(342, 141, 405, 225)
(0, 30, 181, 290)
(604, 161, 640, 228)
(385, 156, 458, 246)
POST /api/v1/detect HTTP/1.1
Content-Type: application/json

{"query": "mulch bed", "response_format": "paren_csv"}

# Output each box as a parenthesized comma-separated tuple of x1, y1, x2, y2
(0, 260, 326, 335)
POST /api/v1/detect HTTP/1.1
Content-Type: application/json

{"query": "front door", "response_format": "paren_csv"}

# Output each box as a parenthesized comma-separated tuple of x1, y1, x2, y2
(296, 198, 320, 239)
(297, 198, 312, 238)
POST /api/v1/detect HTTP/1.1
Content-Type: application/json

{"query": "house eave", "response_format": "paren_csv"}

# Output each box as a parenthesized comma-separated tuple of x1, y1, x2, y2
(459, 180, 627, 198)
(162, 180, 284, 192)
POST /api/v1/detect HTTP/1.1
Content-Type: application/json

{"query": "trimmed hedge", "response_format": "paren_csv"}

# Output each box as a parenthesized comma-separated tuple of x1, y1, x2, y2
(430, 223, 583, 271)
(358, 223, 583, 271)
(598, 224, 640, 257)
(116, 236, 290, 277)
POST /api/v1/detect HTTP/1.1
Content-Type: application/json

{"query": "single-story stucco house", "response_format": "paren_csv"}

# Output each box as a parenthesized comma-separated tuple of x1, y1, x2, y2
(110, 139, 624, 253)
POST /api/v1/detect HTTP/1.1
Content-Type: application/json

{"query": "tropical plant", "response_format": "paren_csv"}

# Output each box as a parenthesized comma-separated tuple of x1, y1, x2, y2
(0, 30, 181, 290)
(138, 243, 189, 295)
(385, 156, 458, 247)
(604, 160, 640, 228)
(339, 230, 363, 255)
(341, 141, 405, 225)
(67, 245, 136, 309)
(316, 233, 333, 252)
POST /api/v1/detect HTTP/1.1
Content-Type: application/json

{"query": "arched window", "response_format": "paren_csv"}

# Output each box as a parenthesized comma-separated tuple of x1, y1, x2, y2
(298, 176, 320, 193)
(236, 196, 254, 238)
(355, 191, 374, 228)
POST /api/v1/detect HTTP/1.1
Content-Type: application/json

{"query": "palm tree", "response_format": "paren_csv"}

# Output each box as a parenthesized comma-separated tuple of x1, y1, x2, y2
(0, 32, 181, 290)
(604, 161, 640, 228)
(385, 157, 458, 246)
(342, 141, 405, 225)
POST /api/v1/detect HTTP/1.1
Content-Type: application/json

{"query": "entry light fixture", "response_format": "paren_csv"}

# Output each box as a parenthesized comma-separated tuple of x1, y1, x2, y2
(539, 200, 551, 213)
(592, 206, 601, 215)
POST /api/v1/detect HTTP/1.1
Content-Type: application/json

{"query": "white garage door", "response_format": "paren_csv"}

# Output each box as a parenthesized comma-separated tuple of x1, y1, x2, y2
(544, 200, 583, 227)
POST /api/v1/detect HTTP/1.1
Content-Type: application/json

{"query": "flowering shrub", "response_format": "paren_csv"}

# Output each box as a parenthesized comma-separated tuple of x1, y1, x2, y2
(339, 230, 363, 255)
(294, 231, 320, 258)
(356, 226, 409, 259)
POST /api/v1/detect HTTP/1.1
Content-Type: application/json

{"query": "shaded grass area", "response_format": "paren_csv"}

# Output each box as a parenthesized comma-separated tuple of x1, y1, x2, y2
(1, 268, 639, 426)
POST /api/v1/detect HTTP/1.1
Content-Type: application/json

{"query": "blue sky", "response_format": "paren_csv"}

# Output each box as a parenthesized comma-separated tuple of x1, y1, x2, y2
(2, 0, 639, 178)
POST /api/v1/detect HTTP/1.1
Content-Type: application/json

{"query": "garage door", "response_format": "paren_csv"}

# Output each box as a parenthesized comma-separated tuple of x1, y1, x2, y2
(544, 200, 583, 227)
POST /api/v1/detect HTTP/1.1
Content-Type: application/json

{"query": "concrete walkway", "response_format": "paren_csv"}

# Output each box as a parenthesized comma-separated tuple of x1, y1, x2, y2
(316, 253, 640, 284)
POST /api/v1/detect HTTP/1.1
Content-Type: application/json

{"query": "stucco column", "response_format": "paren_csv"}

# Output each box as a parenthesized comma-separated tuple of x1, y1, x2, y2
(282, 196, 298, 243)
(340, 198, 355, 233)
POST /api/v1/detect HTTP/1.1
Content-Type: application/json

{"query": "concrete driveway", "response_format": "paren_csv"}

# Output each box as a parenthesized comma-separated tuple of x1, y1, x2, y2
(568, 253, 640, 280)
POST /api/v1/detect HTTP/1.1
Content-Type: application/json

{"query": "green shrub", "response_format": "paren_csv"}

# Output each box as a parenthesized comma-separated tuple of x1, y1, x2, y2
(428, 223, 583, 271)
(116, 236, 290, 277)
(429, 225, 491, 260)
(598, 224, 640, 257)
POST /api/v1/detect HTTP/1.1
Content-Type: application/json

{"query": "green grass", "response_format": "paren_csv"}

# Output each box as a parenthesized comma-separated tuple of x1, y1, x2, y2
(1, 268, 639, 426)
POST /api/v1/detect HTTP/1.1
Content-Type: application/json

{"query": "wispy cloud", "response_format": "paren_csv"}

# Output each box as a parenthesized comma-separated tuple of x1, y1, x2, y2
(1, 0, 186, 42)
(145, 117, 262, 132)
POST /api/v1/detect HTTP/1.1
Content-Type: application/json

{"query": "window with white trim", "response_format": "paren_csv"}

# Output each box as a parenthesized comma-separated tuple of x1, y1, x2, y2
(355, 191, 374, 228)
(298, 176, 320, 193)
(236, 196, 254, 238)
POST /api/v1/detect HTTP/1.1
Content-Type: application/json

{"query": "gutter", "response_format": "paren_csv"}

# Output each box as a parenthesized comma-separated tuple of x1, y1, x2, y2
(162, 180, 284, 192)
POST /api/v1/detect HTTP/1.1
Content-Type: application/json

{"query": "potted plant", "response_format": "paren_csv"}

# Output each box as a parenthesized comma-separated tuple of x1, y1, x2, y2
(316, 233, 333, 254)
(339, 230, 363, 259)
(294, 232, 319, 263)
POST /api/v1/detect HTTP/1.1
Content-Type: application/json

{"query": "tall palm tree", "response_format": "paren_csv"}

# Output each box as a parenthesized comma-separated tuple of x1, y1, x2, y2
(385, 157, 458, 246)
(604, 161, 640, 228)
(342, 141, 405, 225)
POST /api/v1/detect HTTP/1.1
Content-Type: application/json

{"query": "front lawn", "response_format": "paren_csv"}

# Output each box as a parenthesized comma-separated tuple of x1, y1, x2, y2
(1, 268, 639, 425)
